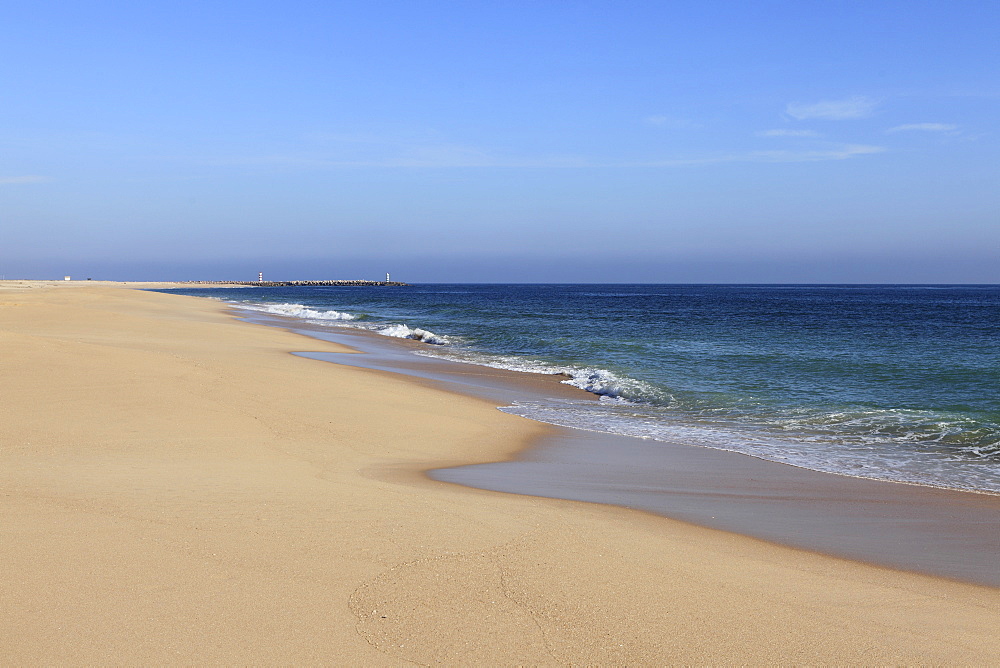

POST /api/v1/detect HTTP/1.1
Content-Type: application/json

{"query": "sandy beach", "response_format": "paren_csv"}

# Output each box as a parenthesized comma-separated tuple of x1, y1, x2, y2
(3, 282, 1000, 664)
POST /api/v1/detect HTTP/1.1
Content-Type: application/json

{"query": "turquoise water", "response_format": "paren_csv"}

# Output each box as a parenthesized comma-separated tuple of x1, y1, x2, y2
(163, 284, 1000, 493)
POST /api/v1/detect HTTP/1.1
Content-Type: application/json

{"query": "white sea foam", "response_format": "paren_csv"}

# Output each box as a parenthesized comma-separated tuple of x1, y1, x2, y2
(413, 349, 669, 403)
(500, 400, 1000, 495)
(378, 324, 449, 345)
(234, 299, 454, 345)
(241, 302, 357, 321)
(561, 367, 669, 402)
(235, 298, 663, 403)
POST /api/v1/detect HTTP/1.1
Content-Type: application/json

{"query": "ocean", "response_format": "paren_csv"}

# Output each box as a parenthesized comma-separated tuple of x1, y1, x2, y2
(162, 284, 1000, 495)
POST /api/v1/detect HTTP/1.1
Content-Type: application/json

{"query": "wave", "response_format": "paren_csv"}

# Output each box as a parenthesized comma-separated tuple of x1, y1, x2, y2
(413, 349, 670, 403)
(377, 324, 449, 345)
(232, 299, 453, 345)
(562, 366, 672, 402)
(230, 298, 664, 403)
(240, 302, 357, 321)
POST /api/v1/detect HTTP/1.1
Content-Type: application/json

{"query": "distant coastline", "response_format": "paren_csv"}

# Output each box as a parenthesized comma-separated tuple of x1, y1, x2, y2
(181, 280, 409, 287)
(0, 279, 407, 288)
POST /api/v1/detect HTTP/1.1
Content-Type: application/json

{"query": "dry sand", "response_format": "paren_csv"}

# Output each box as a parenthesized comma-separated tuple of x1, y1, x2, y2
(2, 282, 999, 664)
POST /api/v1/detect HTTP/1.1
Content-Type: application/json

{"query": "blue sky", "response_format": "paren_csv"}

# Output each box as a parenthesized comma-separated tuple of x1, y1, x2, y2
(2, 1, 997, 282)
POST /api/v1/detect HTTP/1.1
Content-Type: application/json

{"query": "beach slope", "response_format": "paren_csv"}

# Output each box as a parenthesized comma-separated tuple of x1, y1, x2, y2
(2, 283, 999, 664)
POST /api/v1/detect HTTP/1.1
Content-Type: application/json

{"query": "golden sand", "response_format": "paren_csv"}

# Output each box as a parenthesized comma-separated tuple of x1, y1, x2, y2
(2, 282, 999, 664)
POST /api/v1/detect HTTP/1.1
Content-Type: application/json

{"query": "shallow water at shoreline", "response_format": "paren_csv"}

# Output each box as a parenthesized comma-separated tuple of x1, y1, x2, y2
(433, 434, 1000, 588)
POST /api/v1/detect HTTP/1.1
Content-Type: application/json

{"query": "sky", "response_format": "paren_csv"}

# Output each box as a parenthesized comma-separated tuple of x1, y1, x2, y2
(2, 0, 997, 283)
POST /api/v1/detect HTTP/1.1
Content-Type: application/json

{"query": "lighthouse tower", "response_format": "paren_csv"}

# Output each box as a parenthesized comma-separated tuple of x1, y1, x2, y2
(386, 272, 390, 283)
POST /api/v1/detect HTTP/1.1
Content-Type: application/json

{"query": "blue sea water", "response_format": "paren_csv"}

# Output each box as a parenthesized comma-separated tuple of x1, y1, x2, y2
(163, 284, 1000, 494)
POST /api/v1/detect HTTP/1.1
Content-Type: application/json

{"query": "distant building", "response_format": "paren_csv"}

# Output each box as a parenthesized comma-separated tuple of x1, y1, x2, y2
(64, 276, 71, 281)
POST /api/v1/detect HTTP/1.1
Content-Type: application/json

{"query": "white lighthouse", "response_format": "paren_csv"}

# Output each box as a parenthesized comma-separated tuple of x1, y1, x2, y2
(386, 272, 390, 283)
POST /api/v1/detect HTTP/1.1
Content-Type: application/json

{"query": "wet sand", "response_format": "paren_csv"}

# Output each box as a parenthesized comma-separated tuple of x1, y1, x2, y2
(3, 281, 1000, 664)
(436, 433, 1000, 587)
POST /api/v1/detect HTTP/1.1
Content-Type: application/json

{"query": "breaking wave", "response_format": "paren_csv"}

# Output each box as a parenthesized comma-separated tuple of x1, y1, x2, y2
(377, 324, 449, 345)
(414, 349, 670, 403)
(240, 302, 357, 321)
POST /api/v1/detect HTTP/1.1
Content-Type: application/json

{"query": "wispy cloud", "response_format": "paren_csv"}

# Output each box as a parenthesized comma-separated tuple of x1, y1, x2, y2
(203, 146, 593, 169)
(0, 175, 48, 184)
(886, 123, 958, 133)
(756, 129, 822, 138)
(207, 141, 884, 170)
(371, 144, 591, 168)
(642, 143, 886, 167)
(200, 126, 886, 172)
(785, 96, 879, 120)
(201, 130, 596, 169)
(748, 144, 886, 162)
